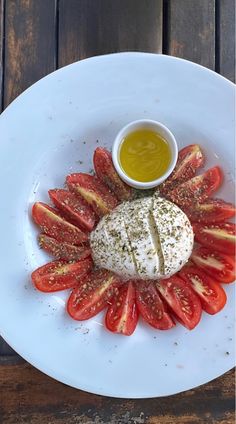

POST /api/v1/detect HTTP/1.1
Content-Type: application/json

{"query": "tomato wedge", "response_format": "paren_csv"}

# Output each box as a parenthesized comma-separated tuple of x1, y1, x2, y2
(105, 281, 138, 336)
(179, 266, 227, 314)
(67, 269, 120, 321)
(48, 189, 96, 232)
(160, 144, 204, 194)
(191, 246, 235, 283)
(66, 173, 118, 217)
(156, 276, 202, 330)
(135, 280, 175, 330)
(183, 198, 236, 223)
(31, 258, 93, 292)
(32, 202, 88, 245)
(167, 166, 223, 207)
(93, 147, 133, 201)
(193, 222, 236, 255)
(38, 234, 91, 261)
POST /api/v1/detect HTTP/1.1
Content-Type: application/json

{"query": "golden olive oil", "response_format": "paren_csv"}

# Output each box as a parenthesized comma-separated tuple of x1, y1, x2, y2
(119, 129, 171, 182)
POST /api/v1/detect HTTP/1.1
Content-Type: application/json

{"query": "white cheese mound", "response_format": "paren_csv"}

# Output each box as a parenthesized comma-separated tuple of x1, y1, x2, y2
(90, 196, 194, 280)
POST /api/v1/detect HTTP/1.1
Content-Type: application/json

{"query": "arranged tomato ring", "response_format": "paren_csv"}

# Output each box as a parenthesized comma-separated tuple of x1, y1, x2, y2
(191, 246, 235, 284)
(183, 198, 236, 223)
(105, 281, 138, 336)
(135, 280, 175, 330)
(67, 269, 121, 321)
(160, 144, 204, 194)
(192, 222, 235, 255)
(93, 147, 133, 201)
(38, 234, 91, 261)
(66, 173, 118, 216)
(49, 189, 96, 232)
(156, 276, 202, 330)
(30, 144, 235, 336)
(31, 258, 93, 292)
(32, 202, 88, 245)
(179, 266, 227, 314)
(167, 166, 223, 207)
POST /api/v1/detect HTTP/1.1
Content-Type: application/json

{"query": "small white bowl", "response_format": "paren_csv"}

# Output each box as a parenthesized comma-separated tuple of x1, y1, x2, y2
(112, 119, 178, 189)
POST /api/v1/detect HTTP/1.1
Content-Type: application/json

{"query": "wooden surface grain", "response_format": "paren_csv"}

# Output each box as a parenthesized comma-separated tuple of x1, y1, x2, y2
(4, 0, 57, 107)
(167, 0, 215, 69)
(0, 363, 234, 424)
(58, 0, 163, 68)
(217, 0, 236, 82)
(0, 0, 235, 423)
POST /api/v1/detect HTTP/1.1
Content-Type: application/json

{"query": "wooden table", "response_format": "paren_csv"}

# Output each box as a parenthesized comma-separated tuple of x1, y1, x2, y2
(0, 1, 235, 423)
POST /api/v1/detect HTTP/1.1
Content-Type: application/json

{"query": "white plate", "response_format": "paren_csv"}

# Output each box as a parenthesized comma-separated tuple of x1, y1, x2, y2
(0, 53, 235, 398)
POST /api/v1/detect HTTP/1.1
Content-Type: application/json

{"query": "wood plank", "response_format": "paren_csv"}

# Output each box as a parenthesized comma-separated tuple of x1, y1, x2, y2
(217, 0, 235, 82)
(167, 0, 215, 69)
(0, 0, 4, 111)
(4, 0, 57, 107)
(0, 363, 234, 423)
(58, 0, 163, 68)
(0, 338, 17, 357)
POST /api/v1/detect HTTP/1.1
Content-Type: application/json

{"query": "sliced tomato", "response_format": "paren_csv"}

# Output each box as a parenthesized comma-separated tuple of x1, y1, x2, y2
(160, 144, 204, 194)
(183, 198, 236, 223)
(191, 246, 235, 283)
(66, 173, 118, 217)
(105, 281, 138, 336)
(48, 189, 96, 232)
(67, 269, 121, 320)
(135, 280, 175, 330)
(167, 166, 223, 207)
(156, 276, 202, 330)
(32, 202, 88, 245)
(31, 258, 93, 292)
(179, 266, 227, 314)
(193, 222, 236, 255)
(38, 234, 91, 261)
(93, 147, 133, 201)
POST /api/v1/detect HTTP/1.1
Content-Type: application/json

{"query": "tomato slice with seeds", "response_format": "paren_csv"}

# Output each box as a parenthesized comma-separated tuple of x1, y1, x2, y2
(67, 269, 121, 321)
(193, 222, 236, 255)
(105, 281, 138, 336)
(32, 202, 88, 245)
(38, 234, 91, 261)
(191, 246, 235, 283)
(167, 166, 223, 207)
(48, 189, 96, 232)
(183, 198, 236, 223)
(31, 258, 93, 292)
(179, 266, 227, 314)
(93, 147, 133, 201)
(160, 144, 204, 194)
(66, 173, 118, 217)
(135, 280, 175, 330)
(156, 276, 202, 330)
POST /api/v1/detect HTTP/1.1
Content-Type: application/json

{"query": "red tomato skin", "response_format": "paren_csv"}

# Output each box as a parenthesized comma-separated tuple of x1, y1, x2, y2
(179, 266, 227, 314)
(192, 222, 236, 255)
(191, 247, 236, 284)
(156, 276, 202, 330)
(160, 144, 204, 194)
(135, 280, 175, 330)
(183, 199, 236, 223)
(93, 147, 133, 201)
(105, 281, 138, 336)
(66, 173, 118, 216)
(48, 189, 96, 232)
(31, 258, 93, 292)
(167, 166, 223, 207)
(32, 202, 88, 244)
(38, 234, 91, 261)
(67, 269, 121, 321)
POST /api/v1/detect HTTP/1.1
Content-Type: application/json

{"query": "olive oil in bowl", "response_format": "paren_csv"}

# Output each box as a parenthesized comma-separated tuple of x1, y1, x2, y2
(119, 129, 171, 183)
